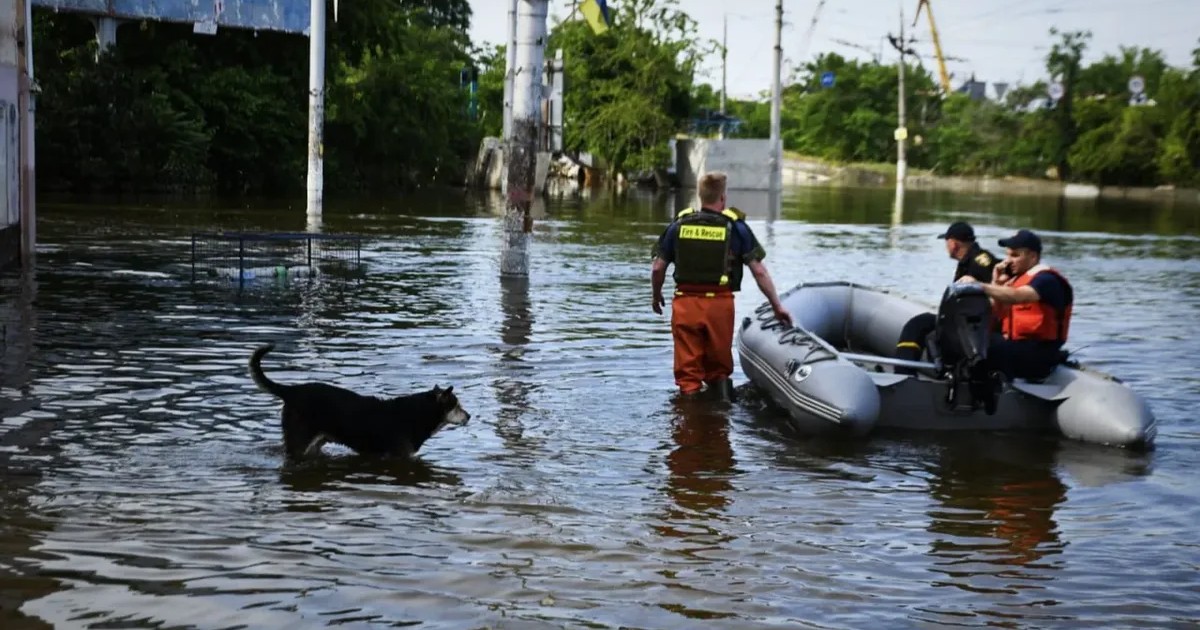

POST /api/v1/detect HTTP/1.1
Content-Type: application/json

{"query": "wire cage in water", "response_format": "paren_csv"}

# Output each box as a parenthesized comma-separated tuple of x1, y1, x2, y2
(190, 231, 364, 284)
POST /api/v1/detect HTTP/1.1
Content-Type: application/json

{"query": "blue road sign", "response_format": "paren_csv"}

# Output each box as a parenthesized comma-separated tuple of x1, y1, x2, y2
(820, 71, 836, 88)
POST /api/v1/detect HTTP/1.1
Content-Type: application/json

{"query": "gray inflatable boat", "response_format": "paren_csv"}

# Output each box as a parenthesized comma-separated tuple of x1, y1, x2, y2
(737, 282, 1156, 449)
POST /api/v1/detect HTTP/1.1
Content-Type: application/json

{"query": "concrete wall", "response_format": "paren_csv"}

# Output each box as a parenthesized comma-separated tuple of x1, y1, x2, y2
(469, 137, 551, 193)
(0, 0, 20, 268)
(675, 138, 776, 190)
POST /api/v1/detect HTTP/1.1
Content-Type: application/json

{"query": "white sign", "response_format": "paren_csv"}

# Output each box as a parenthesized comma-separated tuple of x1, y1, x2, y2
(1128, 75, 1145, 95)
(1048, 82, 1065, 101)
(193, 19, 218, 35)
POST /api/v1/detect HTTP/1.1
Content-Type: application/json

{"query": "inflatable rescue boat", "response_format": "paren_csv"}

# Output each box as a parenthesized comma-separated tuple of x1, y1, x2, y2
(737, 282, 1156, 449)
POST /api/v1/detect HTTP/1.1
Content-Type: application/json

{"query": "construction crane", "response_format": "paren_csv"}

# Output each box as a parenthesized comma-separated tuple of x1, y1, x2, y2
(913, 0, 952, 94)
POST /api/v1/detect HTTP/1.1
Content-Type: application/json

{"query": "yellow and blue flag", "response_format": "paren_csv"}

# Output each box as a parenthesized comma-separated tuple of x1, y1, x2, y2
(580, 0, 610, 35)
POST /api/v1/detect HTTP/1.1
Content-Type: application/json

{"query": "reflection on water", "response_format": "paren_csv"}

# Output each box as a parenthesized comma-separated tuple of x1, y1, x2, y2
(493, 275, 542, 456)
(926, 436, 1067, 576)
(0, 186, 1198, 627)
(660, 399, 737, 526)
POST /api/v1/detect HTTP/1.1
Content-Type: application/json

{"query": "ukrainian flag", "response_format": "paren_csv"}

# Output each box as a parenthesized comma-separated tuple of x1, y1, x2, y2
(580, 0, 610, 35)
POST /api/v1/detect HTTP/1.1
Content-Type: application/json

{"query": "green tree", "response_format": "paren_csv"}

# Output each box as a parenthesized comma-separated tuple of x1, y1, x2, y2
(548, 0, 707, 177)
(1150, 43, 1200, 186)
(473, 43, 507, 138)
(784, 53, 936, 165)
(925, 94, 1021, 176)
(1076, 46, 1168, 98)
(1045, 28, 1091, 181)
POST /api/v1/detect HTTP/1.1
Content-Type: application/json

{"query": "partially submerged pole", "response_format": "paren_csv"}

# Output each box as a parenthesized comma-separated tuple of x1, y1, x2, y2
(768, 0, 783, 191)
(719, 13, 727, 140)
(19, 0, 35, 264)
(501, 0, 547, 278)
(306, 0, 326, 228)
(895, 6, 908, 199)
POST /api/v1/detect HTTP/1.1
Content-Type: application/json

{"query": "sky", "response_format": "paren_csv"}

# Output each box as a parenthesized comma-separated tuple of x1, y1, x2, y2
(468, 0, 1199, 101)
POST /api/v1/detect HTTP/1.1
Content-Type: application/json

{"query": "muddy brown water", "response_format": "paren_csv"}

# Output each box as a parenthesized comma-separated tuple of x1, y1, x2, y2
(1, 187, 1198, 628)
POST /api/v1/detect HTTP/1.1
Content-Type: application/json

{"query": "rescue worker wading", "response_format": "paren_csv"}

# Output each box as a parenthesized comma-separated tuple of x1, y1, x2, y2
(651, 172, 793, 399)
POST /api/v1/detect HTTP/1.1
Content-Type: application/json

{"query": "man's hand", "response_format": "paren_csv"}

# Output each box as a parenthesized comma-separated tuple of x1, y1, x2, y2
(992, 263, 1012, 285)
(651, 258, 668, 315)
(773, 306, 794, 328)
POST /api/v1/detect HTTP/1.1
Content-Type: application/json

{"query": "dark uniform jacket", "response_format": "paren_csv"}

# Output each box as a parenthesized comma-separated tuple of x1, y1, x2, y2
(954, 242, 999, 283)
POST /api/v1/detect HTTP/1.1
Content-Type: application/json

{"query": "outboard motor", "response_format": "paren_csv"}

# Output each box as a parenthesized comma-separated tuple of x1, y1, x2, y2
(929, 283, 1002, 414)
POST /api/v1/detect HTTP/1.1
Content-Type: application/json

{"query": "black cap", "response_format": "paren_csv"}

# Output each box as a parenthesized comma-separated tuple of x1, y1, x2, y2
(937, 221, 975, 241)
(998, 229, 1042, 253)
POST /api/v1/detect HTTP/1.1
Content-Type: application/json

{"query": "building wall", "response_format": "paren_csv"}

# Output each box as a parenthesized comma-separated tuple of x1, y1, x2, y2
(675, 139, 776, 191)
(0, 0, 22, 268)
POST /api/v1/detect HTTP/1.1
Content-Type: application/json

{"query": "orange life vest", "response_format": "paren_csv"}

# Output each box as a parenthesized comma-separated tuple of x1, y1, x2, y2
(1001, 265, 1073, 342)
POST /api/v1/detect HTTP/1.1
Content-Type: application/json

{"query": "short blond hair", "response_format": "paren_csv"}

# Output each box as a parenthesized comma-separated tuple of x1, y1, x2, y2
(698, 171, 728, 206)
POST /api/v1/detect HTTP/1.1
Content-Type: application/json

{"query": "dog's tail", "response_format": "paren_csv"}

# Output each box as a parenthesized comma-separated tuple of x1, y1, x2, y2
(249, 343, 289, 398)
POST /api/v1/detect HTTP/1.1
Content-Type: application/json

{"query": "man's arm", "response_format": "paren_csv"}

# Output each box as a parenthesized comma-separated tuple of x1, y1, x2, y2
(651, 257, 668, 314)
(650, 224, 677, 315)
(973, 279, 1040, 304)
(747, 259, 794, 327)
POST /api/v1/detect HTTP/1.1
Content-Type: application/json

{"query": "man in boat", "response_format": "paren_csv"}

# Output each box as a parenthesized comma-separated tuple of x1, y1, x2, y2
(651, 171, 793, 399)
(894, 221, 999, 371)
(957, 229, 1074, 380)
(942, 221, 1000, 283)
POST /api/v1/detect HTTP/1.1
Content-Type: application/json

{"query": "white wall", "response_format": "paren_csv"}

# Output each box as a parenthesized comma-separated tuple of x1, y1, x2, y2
(675, 139, 776, 191)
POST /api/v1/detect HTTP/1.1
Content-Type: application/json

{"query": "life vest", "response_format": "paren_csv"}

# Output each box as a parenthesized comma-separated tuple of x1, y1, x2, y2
(671, 207, 745, 291)
(1002, 264, 1073, 342)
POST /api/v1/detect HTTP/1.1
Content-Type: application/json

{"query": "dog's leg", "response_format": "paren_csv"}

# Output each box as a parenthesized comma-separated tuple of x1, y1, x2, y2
(281, 407, 319, 460)
(302, 434, 328, 457)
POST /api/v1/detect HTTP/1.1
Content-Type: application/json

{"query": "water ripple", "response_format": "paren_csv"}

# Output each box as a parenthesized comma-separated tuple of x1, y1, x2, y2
(1, 191, 1198, 627)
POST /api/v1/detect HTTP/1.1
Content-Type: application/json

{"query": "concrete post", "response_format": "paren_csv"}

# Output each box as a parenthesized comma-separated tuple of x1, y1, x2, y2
(306, 0, 326, 228)
(95, 17, 119, 56)
(502, 0, 517, 142)
(14, 0, 34, 265)
(501, 0, 547, 278)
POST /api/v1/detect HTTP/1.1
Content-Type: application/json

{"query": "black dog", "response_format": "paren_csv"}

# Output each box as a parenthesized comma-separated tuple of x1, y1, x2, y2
(249, 344, 470, 460)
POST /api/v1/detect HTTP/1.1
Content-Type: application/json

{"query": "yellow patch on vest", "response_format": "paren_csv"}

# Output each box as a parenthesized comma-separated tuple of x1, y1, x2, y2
(680, 225, 727, 241)
(975, 252, 992, 266)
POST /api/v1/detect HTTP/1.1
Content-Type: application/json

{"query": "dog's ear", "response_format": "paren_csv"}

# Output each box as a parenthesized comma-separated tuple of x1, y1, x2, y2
(432, 384, 442, 394)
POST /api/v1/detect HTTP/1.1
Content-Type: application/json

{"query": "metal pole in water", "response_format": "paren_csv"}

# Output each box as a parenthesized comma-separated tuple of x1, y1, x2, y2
(19, 0, 36, 265)
(768, 0, 783, 192)
(306, 0, 326, 227)
(719, 13, 727, 140)
(895, 4, 907, 198)
(501, 0, 547, 278)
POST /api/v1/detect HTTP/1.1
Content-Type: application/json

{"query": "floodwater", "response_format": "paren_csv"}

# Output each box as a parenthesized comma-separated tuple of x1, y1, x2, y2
(1, 186, 1198, 628)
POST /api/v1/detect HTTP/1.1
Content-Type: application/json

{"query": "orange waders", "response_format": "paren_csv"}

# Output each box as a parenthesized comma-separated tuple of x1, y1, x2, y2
(671, 288, 735, 394)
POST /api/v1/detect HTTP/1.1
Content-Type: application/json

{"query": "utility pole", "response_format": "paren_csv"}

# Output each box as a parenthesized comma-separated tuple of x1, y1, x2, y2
(719, 13, 727, 140)
(897, 10, 906, 193)
(768, 0, 783, 191)
(305, 0, 326, 229)
(502, 0, 548, 278)
(18, 0, 36, 264)
(503, 0, 517, 143)
(888, 6, 915, 198)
